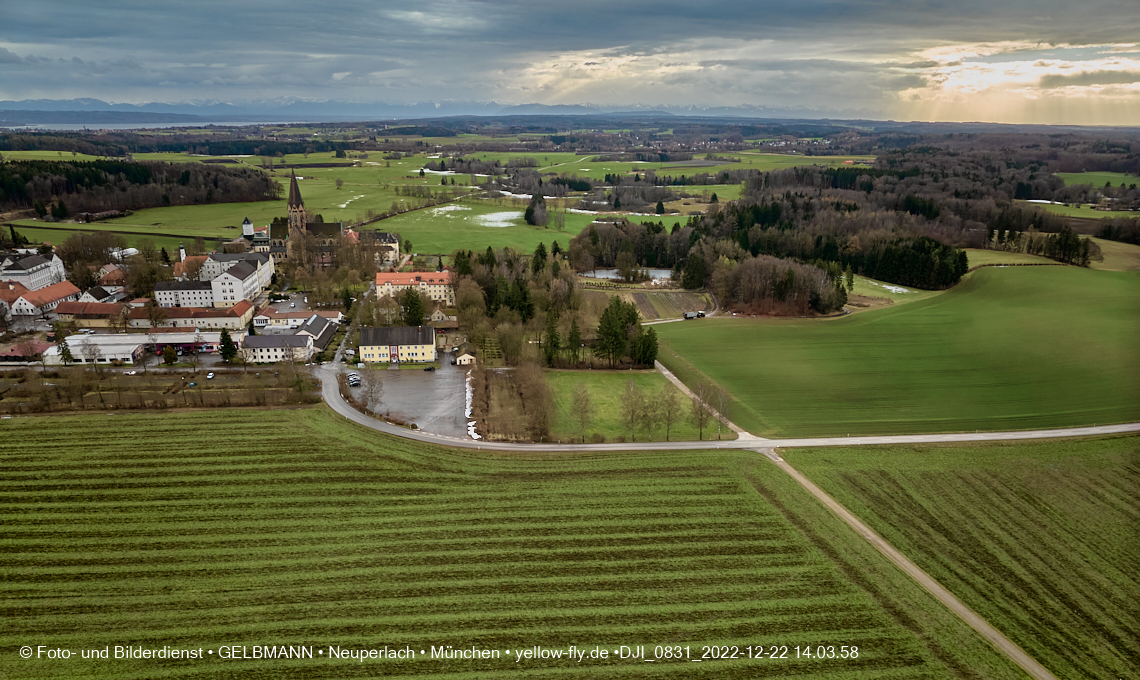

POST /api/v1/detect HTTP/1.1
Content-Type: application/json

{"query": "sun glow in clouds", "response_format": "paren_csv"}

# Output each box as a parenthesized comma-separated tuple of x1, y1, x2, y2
(897, 42, 1140, 124)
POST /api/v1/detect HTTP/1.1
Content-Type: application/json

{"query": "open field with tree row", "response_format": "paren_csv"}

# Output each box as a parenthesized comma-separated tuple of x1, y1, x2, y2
(0, 407, 1029, 679)
(656, 266, 1140, 437)
(783, 435, 1140, 680)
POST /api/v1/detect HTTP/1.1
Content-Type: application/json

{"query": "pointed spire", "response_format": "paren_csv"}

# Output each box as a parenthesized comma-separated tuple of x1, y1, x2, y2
(287, 170, 303, 209)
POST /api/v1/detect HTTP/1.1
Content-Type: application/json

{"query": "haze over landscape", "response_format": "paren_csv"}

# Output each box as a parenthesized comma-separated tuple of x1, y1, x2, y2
(2, 0, 1139, 124)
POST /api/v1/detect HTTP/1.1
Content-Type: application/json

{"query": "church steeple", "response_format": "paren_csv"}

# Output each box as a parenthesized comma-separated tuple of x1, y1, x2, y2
(287, 170, 306, 232)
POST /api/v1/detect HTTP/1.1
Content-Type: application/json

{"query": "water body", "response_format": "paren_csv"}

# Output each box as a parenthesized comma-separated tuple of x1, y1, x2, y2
(580, 268, 673, 280)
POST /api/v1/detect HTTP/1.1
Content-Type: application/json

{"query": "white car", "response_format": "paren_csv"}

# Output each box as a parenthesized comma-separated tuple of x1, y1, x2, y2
(207, 372, 215, 379)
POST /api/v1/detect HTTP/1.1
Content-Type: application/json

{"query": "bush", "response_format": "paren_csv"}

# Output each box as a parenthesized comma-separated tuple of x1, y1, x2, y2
(590, 432, 605, 443)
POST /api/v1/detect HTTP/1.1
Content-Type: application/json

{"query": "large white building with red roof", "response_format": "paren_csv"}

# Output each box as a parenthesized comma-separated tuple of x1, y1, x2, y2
(375, 272, 454, 305)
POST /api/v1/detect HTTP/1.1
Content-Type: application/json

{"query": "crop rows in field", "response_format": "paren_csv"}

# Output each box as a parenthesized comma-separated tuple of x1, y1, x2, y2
(785, 437, 1140, 680)
(0, 408, 1017, 679)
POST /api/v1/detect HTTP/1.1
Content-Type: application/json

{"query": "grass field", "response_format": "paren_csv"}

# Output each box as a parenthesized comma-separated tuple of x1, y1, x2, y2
(656, 266, 1140, 437)
(1088, 236, 1140, 271)
(784, 435, 1140, 680)
(961, 248, 1059, 267)
(0, 407, 1026, 679)
(1015, 200, 1138, 219)
(1053, 171, 1138, 187)
(546, 370, 731, 442)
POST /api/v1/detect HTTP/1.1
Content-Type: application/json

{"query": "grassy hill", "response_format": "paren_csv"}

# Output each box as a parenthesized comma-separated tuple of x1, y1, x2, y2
(656, 266, 1140, 437)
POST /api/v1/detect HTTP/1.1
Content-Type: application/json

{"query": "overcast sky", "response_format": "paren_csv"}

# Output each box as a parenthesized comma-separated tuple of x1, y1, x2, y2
(2, 0, 1139, 124)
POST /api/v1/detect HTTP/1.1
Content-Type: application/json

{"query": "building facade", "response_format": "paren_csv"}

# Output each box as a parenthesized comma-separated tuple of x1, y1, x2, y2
(358, 326, 437, 364)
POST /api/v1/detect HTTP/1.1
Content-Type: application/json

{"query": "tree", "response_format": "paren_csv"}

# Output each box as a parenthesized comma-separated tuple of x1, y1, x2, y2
(59, 342, 75, 367)
(640, 392, 662, 442)
(400, 288, 424, 327)
(710, 193, 718, 203)
(543, 311, 560, 367)
(525, 194, 548, 226)
(570, 383, 594, 443)
(532, 242, 547, 274)
(219, 328, 237, 363)
(144, 299, 168, 329)
(689, 383, 713, 440)
(631, 327, 658, 366)
(845, 265, 855, 293)
(715, 386, 731, 440)
(360, 370, 384, 411)
(247, 320, 257, 336)
(335, 178, 344, 190)
(163, 345, 176, 365)
(620, 380, 643, 441)
(566, 317, 582, 364)
(660, 385, 683, 441)
(404, 239, 412, 254)
(656, 200, 665, 214)
(80, 338, 103, 375)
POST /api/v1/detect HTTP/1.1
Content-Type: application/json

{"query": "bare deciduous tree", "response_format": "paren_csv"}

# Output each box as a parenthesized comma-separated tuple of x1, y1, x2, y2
(690, 383, 713, 441)
(620, 380, 643, 442)
(360, 370, 384, 411)
(660, 384, 683, 442)
(570, 382, 594, 443)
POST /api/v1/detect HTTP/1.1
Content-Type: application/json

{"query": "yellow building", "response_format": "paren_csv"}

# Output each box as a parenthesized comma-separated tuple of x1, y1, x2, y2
(359, 326, 436, 363)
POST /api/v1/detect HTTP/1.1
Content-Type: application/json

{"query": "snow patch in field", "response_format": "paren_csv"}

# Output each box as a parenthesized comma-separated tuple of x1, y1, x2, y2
(868, 281, 910, 294)
(466, 371, 481, 439)
(567, 208, 598, 214)
(477, 211, 523, 227)
(338, 194, 365, 208)
(429, 205, 471, 216)
(498, 192, 533, 200)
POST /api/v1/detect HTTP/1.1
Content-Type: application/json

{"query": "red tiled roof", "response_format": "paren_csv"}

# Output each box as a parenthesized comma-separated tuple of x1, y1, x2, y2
(375, 272, 454, 286)
(128, 303, 253, 320)
(55, 301, 124, 317)
(0, 281, 31, 304)
(20, 281, 80, 308)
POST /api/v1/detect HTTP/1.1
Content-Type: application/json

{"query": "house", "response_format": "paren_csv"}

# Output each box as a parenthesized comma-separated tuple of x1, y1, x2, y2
(97, 264, 126, 287)
(0, 253, 67, 291)
(455, 342, 477, 366)
(54, 301, 128, 328)
(210, 261, 260, 307)
(256, 307, 344, 329)
(375, 231, 400, 264)
(155, 280, 214, 308)
(77, 285, 124, 304)
(375, 272, 455, 306)
(0, 281, 30, 320)
(358, 326, 436, 364)
(295, 314, 337, 351)
(128, 300, 254, 330)
(199, 252, 274, 290)
(5, 280, 81, 317)
(241, 335, 314, 364)
(172, 255, 208, 281)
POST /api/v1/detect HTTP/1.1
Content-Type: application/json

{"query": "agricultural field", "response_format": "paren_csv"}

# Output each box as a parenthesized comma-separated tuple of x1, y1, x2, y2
(580, 289, 712, 321)
(784, 435, 1140, 680)
(546, 370, 730, 442)
(656, 266, 1140, 437)
(1053, 171, 1138, 187)
(0, 407, 1025, 679)
(960, 248, 1058, 268)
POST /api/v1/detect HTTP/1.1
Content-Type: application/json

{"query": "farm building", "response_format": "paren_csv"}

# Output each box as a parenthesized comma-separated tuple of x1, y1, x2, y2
(241, 335, 314, 364)
(359, 326, 436, 364)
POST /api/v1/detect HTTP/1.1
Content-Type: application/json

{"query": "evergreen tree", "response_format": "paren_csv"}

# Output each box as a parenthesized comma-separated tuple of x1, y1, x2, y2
(710, 193, 718, 203)
(163, 345, 176, 365)
(532, 242, 547, 274)
(219, 328, 237, 363)
(59, 343, 74, 366)
(248, 320, 257, 336)
(613, 196, 621, 210)
(656, 200, 665, 214)
(161, 247, 171, 264)
(567, 317, 581, 364)
(543, 311, 560, 367)
(401, 289, 425, 327)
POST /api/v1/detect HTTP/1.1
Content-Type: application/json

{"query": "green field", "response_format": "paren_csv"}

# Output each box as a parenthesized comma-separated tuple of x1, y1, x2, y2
(0, 407, 1025, 679)
(1015, 200, 1138, 219)
(1054, 171, 1138, 187)
(1089, 236, 1140, 272)
(377, 198, 597, 254)
(546, 370, 731, 442)
(784, 436, 1140, 680)
(656, 266, 1140, 437)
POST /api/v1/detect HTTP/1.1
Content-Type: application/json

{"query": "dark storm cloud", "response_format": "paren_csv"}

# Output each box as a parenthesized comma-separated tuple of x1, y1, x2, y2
(1039, 70, 1140, 88)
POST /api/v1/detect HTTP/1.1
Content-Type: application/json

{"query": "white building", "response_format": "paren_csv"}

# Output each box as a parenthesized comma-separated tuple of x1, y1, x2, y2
(155, 281, 215, 308)
(241, 335, 314, 363)
(200, 252, 274, 290)
(210, 261, 260, 308)
(0, 254, 67, 291)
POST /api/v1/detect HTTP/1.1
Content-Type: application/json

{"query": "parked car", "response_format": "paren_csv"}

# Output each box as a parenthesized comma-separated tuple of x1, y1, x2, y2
(424, 366, 435, 372)
(207, 372, 215, 379)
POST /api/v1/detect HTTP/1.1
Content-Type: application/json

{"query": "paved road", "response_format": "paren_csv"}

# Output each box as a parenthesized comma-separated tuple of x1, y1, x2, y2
(314, 364, 1140, 451)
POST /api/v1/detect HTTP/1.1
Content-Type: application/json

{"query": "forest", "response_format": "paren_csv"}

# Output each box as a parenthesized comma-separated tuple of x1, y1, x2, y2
(0, 159, 281, 215)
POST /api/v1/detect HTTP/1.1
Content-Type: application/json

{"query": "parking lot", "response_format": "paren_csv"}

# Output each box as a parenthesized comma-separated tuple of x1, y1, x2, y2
(346, 352, 468, 438)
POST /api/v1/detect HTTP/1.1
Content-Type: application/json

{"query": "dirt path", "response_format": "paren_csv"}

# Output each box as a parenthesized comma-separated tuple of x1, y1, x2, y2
(755, 447, 1060, 680)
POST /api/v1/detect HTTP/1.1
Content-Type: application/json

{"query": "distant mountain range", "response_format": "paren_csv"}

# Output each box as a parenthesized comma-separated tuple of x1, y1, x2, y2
(0, 98, 884, 124)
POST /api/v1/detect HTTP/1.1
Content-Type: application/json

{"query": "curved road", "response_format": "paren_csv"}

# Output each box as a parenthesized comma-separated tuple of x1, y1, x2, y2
(316, 365, 1139, 450)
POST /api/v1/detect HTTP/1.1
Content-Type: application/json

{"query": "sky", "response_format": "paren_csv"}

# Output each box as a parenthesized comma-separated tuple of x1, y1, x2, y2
(2, 0, 1139, 125)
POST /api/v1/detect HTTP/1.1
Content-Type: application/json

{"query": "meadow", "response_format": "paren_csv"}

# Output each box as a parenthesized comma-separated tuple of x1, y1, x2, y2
(1053, 171, 1137, 187)
(655, 266, 1140, 437)
(784, 435, 1140, 680)
(0, 407, 1025, 679)
(1015, 200, 1138, 219)
(546, 370, 730, 442)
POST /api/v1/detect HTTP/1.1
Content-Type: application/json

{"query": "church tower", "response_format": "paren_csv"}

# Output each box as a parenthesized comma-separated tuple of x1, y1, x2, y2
(287, 170, 306, 232)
